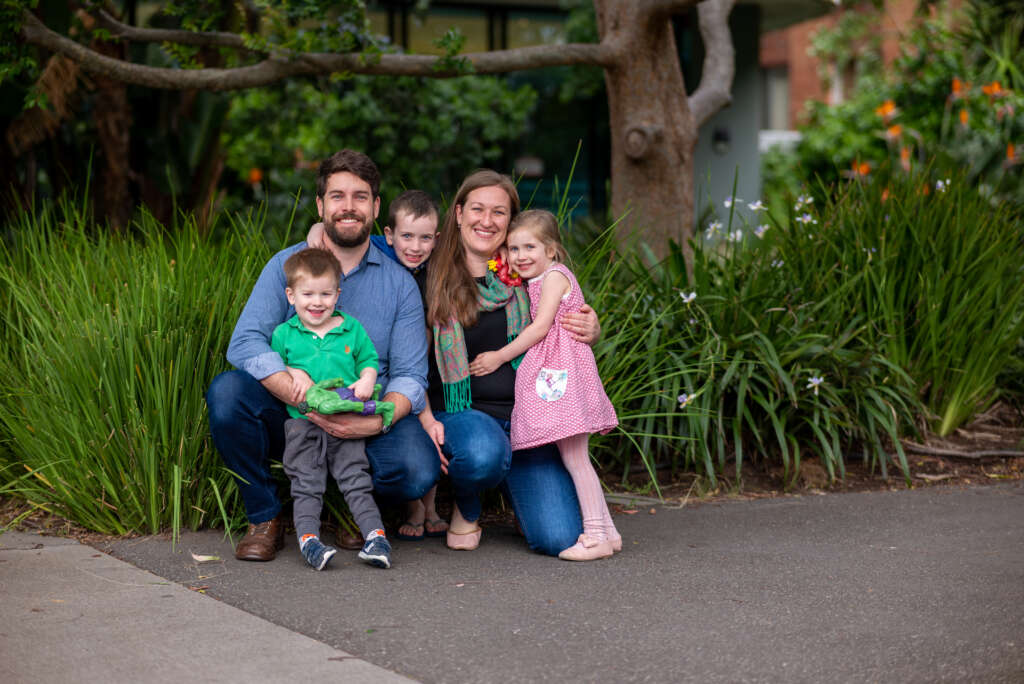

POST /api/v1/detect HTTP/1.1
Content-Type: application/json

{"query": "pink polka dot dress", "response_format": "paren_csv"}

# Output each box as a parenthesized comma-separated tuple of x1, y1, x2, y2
(510, 262, 618, 450)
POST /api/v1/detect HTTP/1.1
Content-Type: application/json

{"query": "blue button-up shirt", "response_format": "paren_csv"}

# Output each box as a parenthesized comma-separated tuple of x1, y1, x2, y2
(226, 241, 427, 413)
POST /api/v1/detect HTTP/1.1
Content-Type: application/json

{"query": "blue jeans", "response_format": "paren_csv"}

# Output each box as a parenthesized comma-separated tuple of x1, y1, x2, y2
(434, 409, 583, 556)
(206, 370, 438, 524)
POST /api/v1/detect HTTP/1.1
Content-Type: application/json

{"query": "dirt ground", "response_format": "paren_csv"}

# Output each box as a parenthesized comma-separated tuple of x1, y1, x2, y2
(4, 404, 1022, 541)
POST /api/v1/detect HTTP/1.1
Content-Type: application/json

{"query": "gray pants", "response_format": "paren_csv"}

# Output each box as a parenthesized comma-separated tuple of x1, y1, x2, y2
(281, 418, 384, 541)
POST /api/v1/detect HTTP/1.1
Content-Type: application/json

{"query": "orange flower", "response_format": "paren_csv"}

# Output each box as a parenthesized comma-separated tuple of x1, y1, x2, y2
(852, 160, 870, 177)
(886, 124, 903, 140)
(1008, 142, 1017, 163)
(875, 100, 897, 120)
(247, 167, 263, 184)
(959, 108, 969, 126)
(900, 146, 911, 172)
(921, 183, 931, 196)
(981, 81, 1004, 97)
(881, 188, 890, 203)
(951, 77, 968, 98)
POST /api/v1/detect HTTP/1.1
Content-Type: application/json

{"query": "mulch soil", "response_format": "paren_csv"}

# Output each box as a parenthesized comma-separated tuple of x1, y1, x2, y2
(4, 403, 1022, 543)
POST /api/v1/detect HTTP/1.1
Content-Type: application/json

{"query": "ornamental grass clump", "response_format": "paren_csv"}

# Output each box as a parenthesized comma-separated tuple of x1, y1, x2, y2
(0, 198, 279, 534)
(778, 169, 1024, 436)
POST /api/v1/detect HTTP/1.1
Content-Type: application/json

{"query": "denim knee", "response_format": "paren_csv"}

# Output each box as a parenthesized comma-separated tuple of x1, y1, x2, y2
(366, 416, 439, 502)
(206, 370, 248, 429)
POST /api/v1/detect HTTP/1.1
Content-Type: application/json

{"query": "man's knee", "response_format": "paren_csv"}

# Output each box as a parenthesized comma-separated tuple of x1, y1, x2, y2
(206, 370, 250, 428)
(367, 417, 439, 501)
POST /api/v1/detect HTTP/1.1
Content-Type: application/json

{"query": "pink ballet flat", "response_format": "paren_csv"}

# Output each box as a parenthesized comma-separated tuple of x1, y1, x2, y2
(446, 527, 482, 551)
(558, 534, 614, 561)
(608, 531, 623, 553)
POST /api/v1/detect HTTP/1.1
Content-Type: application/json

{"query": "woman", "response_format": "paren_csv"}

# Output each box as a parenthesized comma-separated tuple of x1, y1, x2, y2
(424, 169, 601, 556)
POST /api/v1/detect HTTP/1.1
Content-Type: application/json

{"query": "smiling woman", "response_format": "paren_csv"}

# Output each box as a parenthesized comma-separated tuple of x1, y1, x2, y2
(422, 169, 602, 557)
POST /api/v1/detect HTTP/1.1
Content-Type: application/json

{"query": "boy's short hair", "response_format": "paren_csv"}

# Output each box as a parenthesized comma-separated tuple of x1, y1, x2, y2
(387, 189, 439, 229)
(283, 248, 342, 288)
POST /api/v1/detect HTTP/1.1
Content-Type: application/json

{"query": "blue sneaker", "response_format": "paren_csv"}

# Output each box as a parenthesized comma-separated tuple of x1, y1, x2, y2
(358, 535, 392, 569)
(301, 537, 337, 571)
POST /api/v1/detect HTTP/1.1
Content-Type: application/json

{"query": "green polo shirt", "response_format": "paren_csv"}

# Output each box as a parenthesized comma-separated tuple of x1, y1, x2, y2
(270, 312, 378, 420)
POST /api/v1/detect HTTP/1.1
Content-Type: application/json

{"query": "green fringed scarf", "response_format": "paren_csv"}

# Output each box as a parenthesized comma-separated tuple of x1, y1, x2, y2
(433, 270, 530, 413)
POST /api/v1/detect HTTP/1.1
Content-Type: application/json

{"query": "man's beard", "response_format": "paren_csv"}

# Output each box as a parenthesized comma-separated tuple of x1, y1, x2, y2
(324, 212, 373, 248)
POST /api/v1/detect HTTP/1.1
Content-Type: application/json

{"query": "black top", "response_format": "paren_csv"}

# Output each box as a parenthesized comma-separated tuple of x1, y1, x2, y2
(427, 279, 516, 422)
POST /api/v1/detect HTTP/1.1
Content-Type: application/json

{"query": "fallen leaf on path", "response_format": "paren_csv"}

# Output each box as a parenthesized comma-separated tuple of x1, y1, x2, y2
(648, 508, 657, 515)
(190, 552, 221, 563)
(621, 509, 638, 515)
(915, 473, 955, 481)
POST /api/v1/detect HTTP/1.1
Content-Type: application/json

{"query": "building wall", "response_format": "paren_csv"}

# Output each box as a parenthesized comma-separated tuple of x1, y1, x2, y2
(760, 0, 954, 128)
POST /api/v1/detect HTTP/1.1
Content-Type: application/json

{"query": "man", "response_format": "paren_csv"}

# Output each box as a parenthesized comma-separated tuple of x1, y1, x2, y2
(206, 149, 437, 561)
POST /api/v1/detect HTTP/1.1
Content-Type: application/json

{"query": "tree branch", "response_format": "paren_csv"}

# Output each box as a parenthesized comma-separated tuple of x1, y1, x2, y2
(94, 9, 247, 49)
(689, 0, 736, 125)
(20, 11, 613, 91)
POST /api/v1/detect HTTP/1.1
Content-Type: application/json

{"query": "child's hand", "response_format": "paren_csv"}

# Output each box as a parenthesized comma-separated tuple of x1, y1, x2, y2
(306, 222, 326, 249)
(469, 351, 503, 376)
(349, 376, 375, 401)
(287, 367, 314, 405)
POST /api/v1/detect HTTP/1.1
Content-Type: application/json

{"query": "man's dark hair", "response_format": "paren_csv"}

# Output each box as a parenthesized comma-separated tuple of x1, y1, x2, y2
(283, 248, 342, 288)
(387, 189, 439, 228)
(316, 149, 381, 199)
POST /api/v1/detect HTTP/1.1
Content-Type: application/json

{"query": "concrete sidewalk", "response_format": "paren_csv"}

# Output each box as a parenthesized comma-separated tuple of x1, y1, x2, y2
(3, 483, 1023, 683)
(0, 530, 411, 683)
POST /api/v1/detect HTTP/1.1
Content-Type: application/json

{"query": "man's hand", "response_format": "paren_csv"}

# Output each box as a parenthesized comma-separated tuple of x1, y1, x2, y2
(349, 375, 375, 401)
(561, 303, 601, 345)
(469, 351, 503, 376)
(306, 411, 384, 440)
(306, 222, 327, 249)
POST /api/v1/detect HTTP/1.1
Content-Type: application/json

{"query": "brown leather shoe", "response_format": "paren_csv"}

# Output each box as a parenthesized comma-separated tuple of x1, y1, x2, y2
(335, 527, 364, 551)
(235, 515, 286, 561)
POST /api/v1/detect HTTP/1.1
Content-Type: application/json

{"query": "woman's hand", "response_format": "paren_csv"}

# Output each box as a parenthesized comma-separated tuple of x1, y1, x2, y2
(469, 351, 503, 376)
(306, 222, 327, 249)
(561, 304, 601, 345)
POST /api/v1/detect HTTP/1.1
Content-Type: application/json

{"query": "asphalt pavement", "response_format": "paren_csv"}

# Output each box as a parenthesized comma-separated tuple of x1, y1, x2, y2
(2, 483, 1022, 683)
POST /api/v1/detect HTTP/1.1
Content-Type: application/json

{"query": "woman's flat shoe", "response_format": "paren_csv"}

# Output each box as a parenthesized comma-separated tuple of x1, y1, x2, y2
(558, 534, 614, 561)
(608, 531, 623, 553)
(446, 527, 482, 551)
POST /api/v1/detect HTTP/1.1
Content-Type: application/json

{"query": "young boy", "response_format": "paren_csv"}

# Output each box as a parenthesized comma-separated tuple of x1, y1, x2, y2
(271, 247, 392, 571)
(309, 190, 448, 541)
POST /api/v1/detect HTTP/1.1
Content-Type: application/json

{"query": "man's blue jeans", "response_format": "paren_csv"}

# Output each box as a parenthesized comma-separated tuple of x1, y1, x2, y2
(434, 408, 583, 557)
(206, 370, 438, 525)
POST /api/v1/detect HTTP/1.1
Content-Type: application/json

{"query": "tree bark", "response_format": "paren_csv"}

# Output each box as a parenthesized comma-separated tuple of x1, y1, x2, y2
(596, 0, 734, 263)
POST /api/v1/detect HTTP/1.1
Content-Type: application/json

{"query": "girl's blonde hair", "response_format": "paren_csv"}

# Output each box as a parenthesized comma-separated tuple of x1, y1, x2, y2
(508, 209, 568, 264)
(426, 169, 520, 327)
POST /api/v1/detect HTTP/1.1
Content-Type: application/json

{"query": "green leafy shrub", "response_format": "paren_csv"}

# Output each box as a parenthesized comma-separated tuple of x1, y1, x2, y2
(220, 75, 538, 233)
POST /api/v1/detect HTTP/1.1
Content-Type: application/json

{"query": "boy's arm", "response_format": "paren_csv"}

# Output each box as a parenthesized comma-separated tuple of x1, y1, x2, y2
(269, 324, 310, 405)
(469, 270, 569, 376)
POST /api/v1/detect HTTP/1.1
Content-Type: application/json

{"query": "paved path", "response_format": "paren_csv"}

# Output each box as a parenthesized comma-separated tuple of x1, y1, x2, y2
(3, 483, 1023, 682)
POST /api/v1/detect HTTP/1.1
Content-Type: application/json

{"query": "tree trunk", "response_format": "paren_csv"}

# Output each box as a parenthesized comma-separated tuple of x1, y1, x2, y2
(597, 2, 698, 264)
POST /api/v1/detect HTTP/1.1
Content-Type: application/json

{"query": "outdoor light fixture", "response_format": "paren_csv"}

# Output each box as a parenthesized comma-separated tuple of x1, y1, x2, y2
(712, 127, 731, 155)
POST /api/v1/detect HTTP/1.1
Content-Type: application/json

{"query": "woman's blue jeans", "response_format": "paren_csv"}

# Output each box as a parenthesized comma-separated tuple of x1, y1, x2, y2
(434, 408, 583, 556)
(206, 370, 438, 525)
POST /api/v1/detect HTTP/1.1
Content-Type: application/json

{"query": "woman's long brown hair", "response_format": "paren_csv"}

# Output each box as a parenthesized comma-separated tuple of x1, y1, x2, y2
(425, 169, 520, 328)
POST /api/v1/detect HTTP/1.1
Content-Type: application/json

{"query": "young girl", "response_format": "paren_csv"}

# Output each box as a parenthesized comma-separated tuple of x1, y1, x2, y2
(468, 209, 620, 561)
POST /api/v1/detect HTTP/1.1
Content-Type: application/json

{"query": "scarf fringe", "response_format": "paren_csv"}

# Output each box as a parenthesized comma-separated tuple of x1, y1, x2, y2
(442, 377, 473, 414)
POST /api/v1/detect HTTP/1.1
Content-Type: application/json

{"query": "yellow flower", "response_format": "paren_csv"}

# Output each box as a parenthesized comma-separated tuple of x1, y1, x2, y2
(487, 259, 498, 272)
